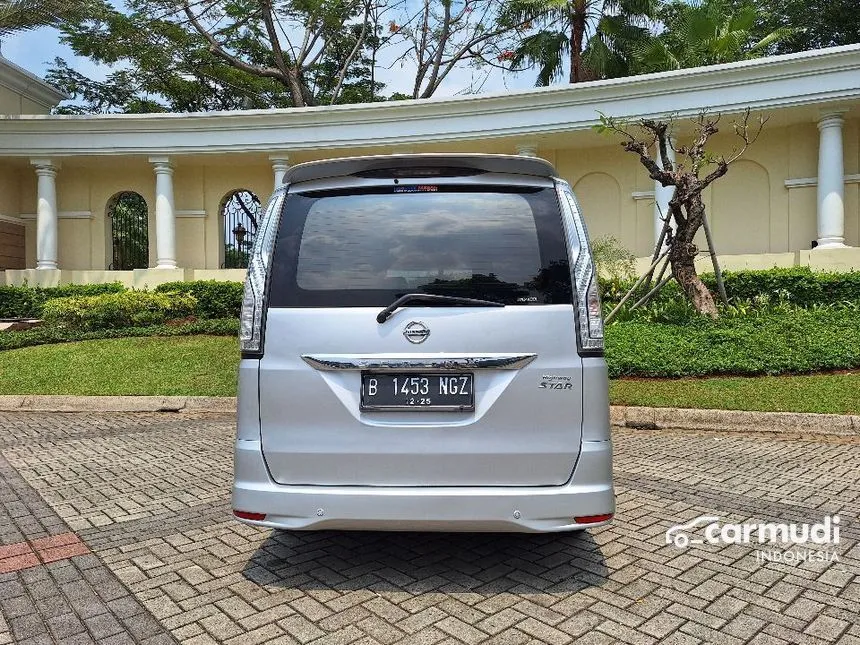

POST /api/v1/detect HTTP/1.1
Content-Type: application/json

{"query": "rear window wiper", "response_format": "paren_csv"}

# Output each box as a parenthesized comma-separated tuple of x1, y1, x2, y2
(376, 293, 505, 323)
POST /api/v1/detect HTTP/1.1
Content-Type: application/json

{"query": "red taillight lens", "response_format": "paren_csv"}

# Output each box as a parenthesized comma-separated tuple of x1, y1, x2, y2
(574, 513, 613, 524)
(233, 510, 267, 521)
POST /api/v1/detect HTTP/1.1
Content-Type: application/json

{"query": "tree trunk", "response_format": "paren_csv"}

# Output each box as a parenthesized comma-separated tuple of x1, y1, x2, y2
(287, 68, 308, 107)
(569, 1, 586, 83)
(669, 199, 718, 318)
(671, 254, 718, 317)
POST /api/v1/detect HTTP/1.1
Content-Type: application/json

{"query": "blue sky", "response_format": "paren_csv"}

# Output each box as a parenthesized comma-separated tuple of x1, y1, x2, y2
(3, 26, 109, 83)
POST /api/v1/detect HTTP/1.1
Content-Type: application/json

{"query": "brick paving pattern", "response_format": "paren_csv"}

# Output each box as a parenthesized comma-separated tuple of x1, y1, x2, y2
(1, 410, 858, 644)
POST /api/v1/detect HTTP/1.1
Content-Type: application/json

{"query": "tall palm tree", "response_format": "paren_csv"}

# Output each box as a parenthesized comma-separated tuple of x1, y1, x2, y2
(503, 0, 657, 85)
(0, 0, 90, 37)
(635, 0, 794, 72)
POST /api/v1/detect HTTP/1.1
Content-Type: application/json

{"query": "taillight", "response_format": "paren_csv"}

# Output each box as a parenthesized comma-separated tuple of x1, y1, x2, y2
(555, 180, 604, 356)
(574, 513, 613, 524)
(233, 510, 267, 521)
(239, 190, 286, 358)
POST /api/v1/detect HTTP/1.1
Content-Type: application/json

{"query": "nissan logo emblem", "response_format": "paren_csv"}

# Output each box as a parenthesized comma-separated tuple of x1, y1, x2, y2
(403, 321, 430, 344)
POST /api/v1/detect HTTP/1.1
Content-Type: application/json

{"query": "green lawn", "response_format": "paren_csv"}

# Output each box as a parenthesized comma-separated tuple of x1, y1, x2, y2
(1, 335, 858, 414)
(610, 373, 860, 415)
(0, 336, 239, 396)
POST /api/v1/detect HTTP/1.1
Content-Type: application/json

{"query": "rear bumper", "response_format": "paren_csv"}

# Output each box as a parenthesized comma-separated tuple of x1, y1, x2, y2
(232, 439, 614, 533)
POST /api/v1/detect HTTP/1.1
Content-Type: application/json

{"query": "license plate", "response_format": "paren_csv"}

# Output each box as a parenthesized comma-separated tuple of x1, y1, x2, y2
(360, 373, 474, 411)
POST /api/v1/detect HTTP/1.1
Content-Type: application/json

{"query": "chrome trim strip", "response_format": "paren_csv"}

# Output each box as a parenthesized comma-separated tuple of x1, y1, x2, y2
(301, 353, 537, 371)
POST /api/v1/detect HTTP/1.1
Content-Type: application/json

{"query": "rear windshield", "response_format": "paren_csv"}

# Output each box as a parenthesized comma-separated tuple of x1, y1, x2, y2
(268, 185, 573, 307)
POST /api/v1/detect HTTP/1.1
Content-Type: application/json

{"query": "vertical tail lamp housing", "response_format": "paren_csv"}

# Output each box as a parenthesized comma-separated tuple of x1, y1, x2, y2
(555, 179, 604, 356)
(239, 189, 287, 358)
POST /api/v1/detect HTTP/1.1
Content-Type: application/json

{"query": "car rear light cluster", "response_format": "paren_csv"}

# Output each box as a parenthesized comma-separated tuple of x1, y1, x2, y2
(233, 510, 267, 521)
(574, 513, 613, 524)
(239, 190, 286, 358)
(555, 180, 604, 356)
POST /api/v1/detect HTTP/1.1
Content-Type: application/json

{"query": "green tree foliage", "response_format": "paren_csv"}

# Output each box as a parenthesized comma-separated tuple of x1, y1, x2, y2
(47, 0, 384, 112)
(43, 0, 853, 112)
(635, 0, 793, 72)
(0, 0, 91, 35)
(726, 0, 859, 55)
(48, 0, 526, 112)
(500, 0, 658, 84)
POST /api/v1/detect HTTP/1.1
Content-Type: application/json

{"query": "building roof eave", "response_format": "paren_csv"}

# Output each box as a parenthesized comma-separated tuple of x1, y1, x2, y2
(0, 44, 858, 156)
(0, 56, 69, 109)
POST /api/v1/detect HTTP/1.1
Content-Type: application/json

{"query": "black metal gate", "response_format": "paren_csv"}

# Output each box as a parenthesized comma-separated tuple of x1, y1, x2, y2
(222, 190, 260, 269)
(108, 192, 149, 270)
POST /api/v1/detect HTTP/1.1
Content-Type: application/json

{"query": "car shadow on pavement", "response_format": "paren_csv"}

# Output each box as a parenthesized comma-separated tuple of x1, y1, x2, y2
(241, 529, 608, 594)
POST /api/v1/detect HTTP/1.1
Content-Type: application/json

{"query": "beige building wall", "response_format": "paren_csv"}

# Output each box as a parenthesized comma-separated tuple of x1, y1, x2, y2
(554, 118, 860, 258)
(16, 160, 276, 271)
(0, 84, 54, 115)
(7, 116, 860, 274)
(199, 164, 272, 269)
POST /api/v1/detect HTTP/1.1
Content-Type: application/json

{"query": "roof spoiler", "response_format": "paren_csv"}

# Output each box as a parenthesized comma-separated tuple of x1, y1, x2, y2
(283, 153, 558, 185)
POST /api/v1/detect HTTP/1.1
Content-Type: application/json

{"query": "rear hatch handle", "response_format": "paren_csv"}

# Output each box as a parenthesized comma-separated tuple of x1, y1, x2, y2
(376, 293, 505, 323)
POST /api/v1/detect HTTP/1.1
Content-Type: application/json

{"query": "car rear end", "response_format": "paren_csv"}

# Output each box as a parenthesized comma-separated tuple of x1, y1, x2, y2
(233, 154, 613, 532)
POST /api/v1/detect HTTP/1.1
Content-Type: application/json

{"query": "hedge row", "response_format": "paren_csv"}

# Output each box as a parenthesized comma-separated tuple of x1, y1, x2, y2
(42, 292, 198, 332)
(154, 280, 243, 318)
(0, 319, 239, 352)
(0, 283, 125, 318)
(600, 267, 860, 307)
(4, 306, 859, 380)
(3, 267, 859, 320)
(605, 308, 860, 378)
(0, 280, 243, 322)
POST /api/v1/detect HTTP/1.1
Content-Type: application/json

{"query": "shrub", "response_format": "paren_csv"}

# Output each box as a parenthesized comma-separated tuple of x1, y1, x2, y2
(605, 308, 860, 378)
(0, 318, 238, 352)
(155, 280, 243, 319)
(592, 236, 636, 281)
(0, 282, 126, 319)
(601, 267, 860, 308)
(42, 292, 197, 331)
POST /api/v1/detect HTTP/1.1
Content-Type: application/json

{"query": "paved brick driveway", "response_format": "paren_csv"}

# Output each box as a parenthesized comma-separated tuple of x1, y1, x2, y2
(1, 411, 858, 645)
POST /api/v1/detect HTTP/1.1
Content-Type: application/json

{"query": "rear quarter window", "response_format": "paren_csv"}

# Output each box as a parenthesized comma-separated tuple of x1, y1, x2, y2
(268, 185, 573, 307)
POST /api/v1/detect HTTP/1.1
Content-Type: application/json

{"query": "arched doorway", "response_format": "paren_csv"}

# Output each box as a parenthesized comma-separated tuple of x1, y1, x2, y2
(107, 191, 149, 270)
(221, 190, 261, 269)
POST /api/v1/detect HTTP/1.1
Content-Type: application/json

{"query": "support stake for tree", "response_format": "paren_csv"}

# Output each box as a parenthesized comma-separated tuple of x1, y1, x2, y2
(604, 250, 669, 324)
(595, 108, 766, 318)
(636, 254, 672, 309)
(700, 210, 729, 307)
(629, 273, 674, 313)
(644, 204, 671, 290)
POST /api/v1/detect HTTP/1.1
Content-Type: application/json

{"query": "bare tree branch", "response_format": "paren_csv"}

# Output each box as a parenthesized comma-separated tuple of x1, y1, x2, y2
(259, 0, 291, 78)
(330, 0, 373, 104)
(596, 108, 768, 318)
(181, 1, 285, 81)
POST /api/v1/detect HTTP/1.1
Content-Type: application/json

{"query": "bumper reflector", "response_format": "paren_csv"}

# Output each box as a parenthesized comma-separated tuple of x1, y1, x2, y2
(574, 513, 613, 524)
(234, 510, 267, 521)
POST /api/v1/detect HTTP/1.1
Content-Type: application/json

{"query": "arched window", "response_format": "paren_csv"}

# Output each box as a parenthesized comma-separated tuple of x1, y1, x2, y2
(221, 190, 261, 269)
(107, 192, 149, 270)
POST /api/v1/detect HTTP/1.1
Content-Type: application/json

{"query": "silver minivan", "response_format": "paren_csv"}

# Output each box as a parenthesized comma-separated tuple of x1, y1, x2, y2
(233, 154, 614, 532)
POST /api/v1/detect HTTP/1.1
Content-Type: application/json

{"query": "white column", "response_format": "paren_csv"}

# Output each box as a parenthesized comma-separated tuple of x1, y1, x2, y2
(149, 156, 177, 269)
(816, 111, 847, 248)
(270, 154, 290, 189)
(654, 140, 676, 248)
(30, 159, 59, 270)
(516, 144, 538, 157)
